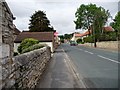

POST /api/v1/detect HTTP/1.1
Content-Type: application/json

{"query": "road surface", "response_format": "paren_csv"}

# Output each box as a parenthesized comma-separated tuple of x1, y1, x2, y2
(62, 43, 118, 88)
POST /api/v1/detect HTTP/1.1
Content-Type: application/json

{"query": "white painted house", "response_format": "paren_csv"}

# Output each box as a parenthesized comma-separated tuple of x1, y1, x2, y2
(14, 31, 55, 53)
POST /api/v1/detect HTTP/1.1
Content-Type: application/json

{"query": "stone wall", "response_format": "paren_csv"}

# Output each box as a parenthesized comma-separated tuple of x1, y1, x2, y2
(0, 1, 15, 89)
(96, 41, 118, 50)
(83, 41, 118, 50)
(1, 46, 51, 89)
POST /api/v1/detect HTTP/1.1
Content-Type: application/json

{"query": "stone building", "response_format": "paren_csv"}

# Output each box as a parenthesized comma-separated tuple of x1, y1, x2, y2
(0, 1, 15, 89)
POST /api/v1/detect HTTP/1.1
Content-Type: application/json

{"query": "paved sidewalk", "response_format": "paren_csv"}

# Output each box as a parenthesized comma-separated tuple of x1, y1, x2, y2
(35, 46, 82, 88)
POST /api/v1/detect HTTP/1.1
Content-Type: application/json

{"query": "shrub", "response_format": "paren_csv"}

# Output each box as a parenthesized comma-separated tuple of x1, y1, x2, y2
(21, 44, 47, 53)
(83, 36, 94, 43)
(18, 38, 39, 54)
(76, 38, 82, 43)
(14, 52, 18, 56)
(81, 42, 84, 44)
(99, 33, 117, 41)
(60, 39, 64, 43)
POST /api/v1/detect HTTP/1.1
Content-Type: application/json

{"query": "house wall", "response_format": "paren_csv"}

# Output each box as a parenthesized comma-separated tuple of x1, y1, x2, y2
(40, 42, 54, 52)
(14, 43, 20, 52)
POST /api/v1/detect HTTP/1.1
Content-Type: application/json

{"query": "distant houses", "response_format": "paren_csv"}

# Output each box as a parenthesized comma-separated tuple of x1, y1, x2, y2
(71, 26, 114, 42)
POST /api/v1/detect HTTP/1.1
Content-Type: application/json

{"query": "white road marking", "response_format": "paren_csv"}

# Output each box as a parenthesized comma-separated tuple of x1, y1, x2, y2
(97, 55, 120, 64)
(84, 50, 94, 54)
(79, 49, 83, 51)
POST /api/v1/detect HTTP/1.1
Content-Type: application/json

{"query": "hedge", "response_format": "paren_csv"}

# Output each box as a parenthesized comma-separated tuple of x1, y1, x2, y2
(21, 44, 47, 54)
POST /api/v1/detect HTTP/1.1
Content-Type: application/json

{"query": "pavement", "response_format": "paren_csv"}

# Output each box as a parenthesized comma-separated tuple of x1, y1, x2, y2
(35, 45, 86, 88)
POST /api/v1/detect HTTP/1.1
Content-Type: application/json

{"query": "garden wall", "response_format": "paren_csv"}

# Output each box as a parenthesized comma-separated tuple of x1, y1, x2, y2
(1, 46, 51, 89)
(83, 41, 118, 50)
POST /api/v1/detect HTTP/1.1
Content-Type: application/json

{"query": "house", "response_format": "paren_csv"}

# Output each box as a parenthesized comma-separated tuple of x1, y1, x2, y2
(14, 31, 55, 52)
(54, 32, 60, 48)
(13, 24, 21, 40)
(71, 26, 114, 41)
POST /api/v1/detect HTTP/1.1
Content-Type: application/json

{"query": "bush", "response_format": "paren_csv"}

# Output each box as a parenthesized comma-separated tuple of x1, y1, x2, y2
(14, 52, 18, 56)
(60, 39, 64, 43)
(83, 36, 94, 43)
(21, 44, 47, 53)
(18, 38, 39, 54)
(81, 42, 84, 44)
(76, 38, 82, 43)
(99, 33, 117, 41)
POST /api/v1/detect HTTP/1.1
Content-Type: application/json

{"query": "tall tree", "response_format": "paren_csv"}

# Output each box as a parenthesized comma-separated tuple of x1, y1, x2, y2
(29, 10, 54, 32)
(74, 4, 110, 47)
(110, 11, 120, 40)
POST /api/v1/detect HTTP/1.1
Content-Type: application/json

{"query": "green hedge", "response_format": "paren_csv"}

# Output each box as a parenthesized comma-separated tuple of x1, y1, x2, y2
(76, 38, 82, 43)
(21, 44, 47, 54)
(18, 38, 39, 54)
(99, 33, 117, 41)
(83, 36, 94, 43)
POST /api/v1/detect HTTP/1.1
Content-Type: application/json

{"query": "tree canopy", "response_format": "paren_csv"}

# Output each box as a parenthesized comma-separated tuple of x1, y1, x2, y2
(29, 10, 55, 32)
(74, 4, 110, 30)
(110, 11, 120, 38)
(74, 4, 110, 47)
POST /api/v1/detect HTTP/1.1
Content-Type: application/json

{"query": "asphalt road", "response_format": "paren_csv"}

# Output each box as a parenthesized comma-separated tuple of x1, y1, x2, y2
(61, 43, 119, 88)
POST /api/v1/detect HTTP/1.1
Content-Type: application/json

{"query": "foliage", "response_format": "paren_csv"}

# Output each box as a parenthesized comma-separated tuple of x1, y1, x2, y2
(29, 10, 55, 32)
(99, 32, 117, 41)
(58, 35, 64, 40)
(21, 44, 46, 53)
(58, 33, 73, 42)
(14, 52, 18, 56)
(74, 4, 110, 30)
(60, 39, 64, 43)
(18, 38, 39, 54)
(76, 38, 82, 43)
(74, 4, 110, 47)
(110, 11, 120, 40)
(83, 36, 94, 43)
(81, 42, 84, 44)
(64, 33, 73, 40)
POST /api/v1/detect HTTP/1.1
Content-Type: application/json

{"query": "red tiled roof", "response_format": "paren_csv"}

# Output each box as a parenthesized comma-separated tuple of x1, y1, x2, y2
(75, 30, 92, 37)
(74, 26, 114, 37)
(14, 31, 54, 43)
(74, 33, 84, 37)
(13, 24, 21, 35)
(13, 28, 21, 35)
(103, 26, 114, 31)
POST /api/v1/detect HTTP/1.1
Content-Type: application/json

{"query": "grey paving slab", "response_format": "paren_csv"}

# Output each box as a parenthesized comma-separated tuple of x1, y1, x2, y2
(35, 46, 80, 88)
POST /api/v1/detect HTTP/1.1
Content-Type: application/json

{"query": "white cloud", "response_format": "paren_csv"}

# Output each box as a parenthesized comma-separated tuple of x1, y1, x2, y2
(6, 0, 119, 35)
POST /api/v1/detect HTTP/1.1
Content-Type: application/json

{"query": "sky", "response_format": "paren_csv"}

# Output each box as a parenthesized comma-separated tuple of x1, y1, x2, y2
(5, 0, 119, 35)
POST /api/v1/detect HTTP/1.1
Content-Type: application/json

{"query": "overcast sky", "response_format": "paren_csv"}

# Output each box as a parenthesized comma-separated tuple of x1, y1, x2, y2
(6, 0, 119, 35)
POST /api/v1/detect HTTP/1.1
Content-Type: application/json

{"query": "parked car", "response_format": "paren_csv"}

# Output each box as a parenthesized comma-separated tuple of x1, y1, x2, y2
(70, 41, 78, 46)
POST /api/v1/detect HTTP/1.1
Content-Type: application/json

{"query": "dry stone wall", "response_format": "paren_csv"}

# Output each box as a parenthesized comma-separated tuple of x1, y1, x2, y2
(1, 46, 51, 89)
(83, 41, 118, 50)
